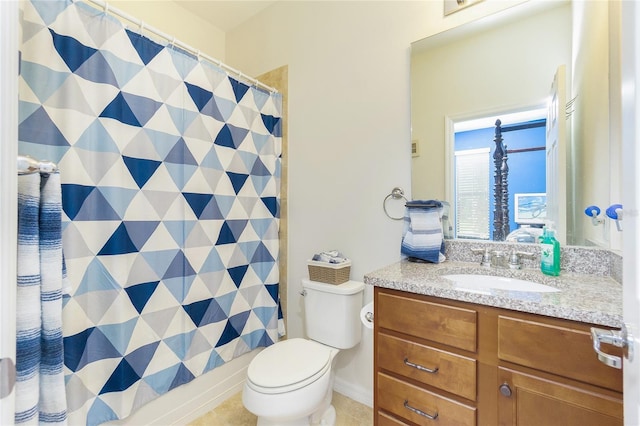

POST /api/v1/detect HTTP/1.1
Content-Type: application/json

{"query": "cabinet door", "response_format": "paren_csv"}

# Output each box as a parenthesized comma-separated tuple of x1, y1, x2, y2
(497, 367, 623, 426)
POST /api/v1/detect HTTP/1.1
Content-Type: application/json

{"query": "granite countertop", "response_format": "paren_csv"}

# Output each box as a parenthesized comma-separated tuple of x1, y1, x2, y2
(364, 260, 623, 328)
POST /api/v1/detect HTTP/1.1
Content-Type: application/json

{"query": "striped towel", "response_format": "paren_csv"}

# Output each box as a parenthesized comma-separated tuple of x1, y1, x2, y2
(401, 200, 446, 263)
(16, 172, 67, 425)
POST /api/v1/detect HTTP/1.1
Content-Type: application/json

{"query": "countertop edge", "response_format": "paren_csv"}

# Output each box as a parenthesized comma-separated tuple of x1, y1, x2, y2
(364, 261, 623, 329)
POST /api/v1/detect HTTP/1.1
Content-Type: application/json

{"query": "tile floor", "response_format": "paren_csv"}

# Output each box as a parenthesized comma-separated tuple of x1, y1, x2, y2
(188, 391, 373, 426)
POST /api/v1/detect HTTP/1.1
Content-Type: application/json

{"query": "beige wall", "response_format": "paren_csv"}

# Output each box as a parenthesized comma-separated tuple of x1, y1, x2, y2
(110, 0, 226, 59)
(225, 0, 537, 405)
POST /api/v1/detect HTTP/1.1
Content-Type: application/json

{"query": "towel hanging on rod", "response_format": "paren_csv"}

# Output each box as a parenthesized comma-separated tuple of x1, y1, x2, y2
(17, 155, 58, 175)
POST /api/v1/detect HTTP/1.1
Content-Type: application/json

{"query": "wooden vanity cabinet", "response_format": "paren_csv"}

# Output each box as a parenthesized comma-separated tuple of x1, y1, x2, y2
(373, 287, 623, 426)
(497, 315, 623, 426)
(374, 288, 484, 425)
(497, 367, 623, 426)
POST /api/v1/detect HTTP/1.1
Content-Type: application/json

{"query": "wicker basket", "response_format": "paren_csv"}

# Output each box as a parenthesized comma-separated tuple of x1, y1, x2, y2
(307, 260, 351, 285)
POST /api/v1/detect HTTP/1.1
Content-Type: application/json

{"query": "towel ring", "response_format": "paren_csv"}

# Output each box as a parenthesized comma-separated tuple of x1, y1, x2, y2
(383, 187, 408, 220)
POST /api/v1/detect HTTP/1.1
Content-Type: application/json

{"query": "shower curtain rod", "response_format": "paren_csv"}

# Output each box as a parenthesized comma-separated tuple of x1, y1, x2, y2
(17, 155, 58, 175)
(83, 0, 278, 94)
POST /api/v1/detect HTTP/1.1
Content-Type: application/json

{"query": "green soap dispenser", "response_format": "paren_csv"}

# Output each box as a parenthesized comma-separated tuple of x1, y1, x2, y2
(540, 226, 561, 276)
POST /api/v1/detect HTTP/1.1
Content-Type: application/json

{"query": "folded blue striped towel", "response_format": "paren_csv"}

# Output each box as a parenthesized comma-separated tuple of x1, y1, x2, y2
(401, 200, 446, 263)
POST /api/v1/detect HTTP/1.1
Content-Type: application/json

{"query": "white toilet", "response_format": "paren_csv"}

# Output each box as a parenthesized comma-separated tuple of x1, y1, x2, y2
(242, 278, 365, 426)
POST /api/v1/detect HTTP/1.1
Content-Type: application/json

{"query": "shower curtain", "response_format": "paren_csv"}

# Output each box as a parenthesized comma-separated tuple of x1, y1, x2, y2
(16, 172, 67, 425)
(18, 1, 283, 425)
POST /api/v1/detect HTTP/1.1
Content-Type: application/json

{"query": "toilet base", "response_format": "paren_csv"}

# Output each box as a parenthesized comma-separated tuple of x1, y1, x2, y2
(252, 373, 336, 426)
(256, 404, 336, 426)
(317, 404, 336, 425)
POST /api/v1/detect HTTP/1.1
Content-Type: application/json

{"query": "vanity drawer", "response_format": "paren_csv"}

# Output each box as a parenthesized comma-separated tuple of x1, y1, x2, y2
(498, 315, 623, 392)
(377, 411, 411, 426)
(377, 372, 476, 426)
(377, 332, 477, 401)
(377, 291, 477, 352)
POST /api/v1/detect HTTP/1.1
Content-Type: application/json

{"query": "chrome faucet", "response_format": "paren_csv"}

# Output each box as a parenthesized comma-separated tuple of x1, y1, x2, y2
(471, 247, 536, 269)
(492, 250, 507, 268)
(470, 248, 492, 268)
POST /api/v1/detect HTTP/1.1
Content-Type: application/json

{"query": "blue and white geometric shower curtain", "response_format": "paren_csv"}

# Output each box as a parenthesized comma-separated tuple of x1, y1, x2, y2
(18, 1, 283, 425)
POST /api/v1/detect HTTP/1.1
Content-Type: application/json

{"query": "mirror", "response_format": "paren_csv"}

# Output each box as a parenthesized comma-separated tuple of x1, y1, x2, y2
(410, 0, 622, 249)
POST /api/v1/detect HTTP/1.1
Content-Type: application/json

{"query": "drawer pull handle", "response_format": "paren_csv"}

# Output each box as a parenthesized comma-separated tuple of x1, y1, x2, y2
(404, 400, 438, 420)
(404, 358, 439, 374)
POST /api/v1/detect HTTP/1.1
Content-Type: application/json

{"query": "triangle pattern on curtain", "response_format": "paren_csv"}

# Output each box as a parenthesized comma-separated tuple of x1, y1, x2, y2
(18, 1, 283, 425)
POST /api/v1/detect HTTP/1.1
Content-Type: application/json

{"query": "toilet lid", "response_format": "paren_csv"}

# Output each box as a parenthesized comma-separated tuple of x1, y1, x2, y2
(247, 338, 333, 391)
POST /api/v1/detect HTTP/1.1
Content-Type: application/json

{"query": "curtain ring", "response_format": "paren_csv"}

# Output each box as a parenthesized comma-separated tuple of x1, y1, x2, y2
(383, 187, 407, 220)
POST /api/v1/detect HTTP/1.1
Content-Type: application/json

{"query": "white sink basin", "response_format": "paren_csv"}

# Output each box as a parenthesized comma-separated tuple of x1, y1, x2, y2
(442, 274, 560, 294)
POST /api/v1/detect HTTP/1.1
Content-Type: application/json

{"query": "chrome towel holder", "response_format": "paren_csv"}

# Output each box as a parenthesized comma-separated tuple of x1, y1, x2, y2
(383, 187, 407, 220)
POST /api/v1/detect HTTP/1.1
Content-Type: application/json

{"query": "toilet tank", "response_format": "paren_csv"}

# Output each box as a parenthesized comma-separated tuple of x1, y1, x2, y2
(302, 279, 365, 349)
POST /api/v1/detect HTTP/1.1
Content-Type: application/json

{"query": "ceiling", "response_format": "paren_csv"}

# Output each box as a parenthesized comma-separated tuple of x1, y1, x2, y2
(173, 1, 276, 32)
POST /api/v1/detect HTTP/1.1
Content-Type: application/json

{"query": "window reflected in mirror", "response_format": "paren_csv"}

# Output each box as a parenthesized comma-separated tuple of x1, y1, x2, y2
(451, 109, 546, 241)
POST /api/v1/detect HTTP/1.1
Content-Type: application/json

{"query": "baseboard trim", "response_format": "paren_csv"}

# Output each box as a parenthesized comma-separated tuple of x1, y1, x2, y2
(167, 369, 247, 426)
(333, 376, 373, 408)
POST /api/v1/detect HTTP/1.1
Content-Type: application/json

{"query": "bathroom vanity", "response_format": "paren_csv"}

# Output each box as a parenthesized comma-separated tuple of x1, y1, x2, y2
(365, 248, 623, 426)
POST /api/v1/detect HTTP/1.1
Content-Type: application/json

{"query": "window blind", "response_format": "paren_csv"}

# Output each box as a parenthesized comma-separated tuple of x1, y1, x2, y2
(455, 148, 490, 239)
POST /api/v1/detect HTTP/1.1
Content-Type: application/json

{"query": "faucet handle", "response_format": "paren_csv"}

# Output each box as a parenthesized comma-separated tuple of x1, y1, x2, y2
(514, 250, 536, 260)
(508, 250, 536, 269)
(471, 248, 491, 267)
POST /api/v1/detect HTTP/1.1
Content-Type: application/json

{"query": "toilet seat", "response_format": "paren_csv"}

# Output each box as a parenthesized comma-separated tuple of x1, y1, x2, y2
(247, 338, 333, 394)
